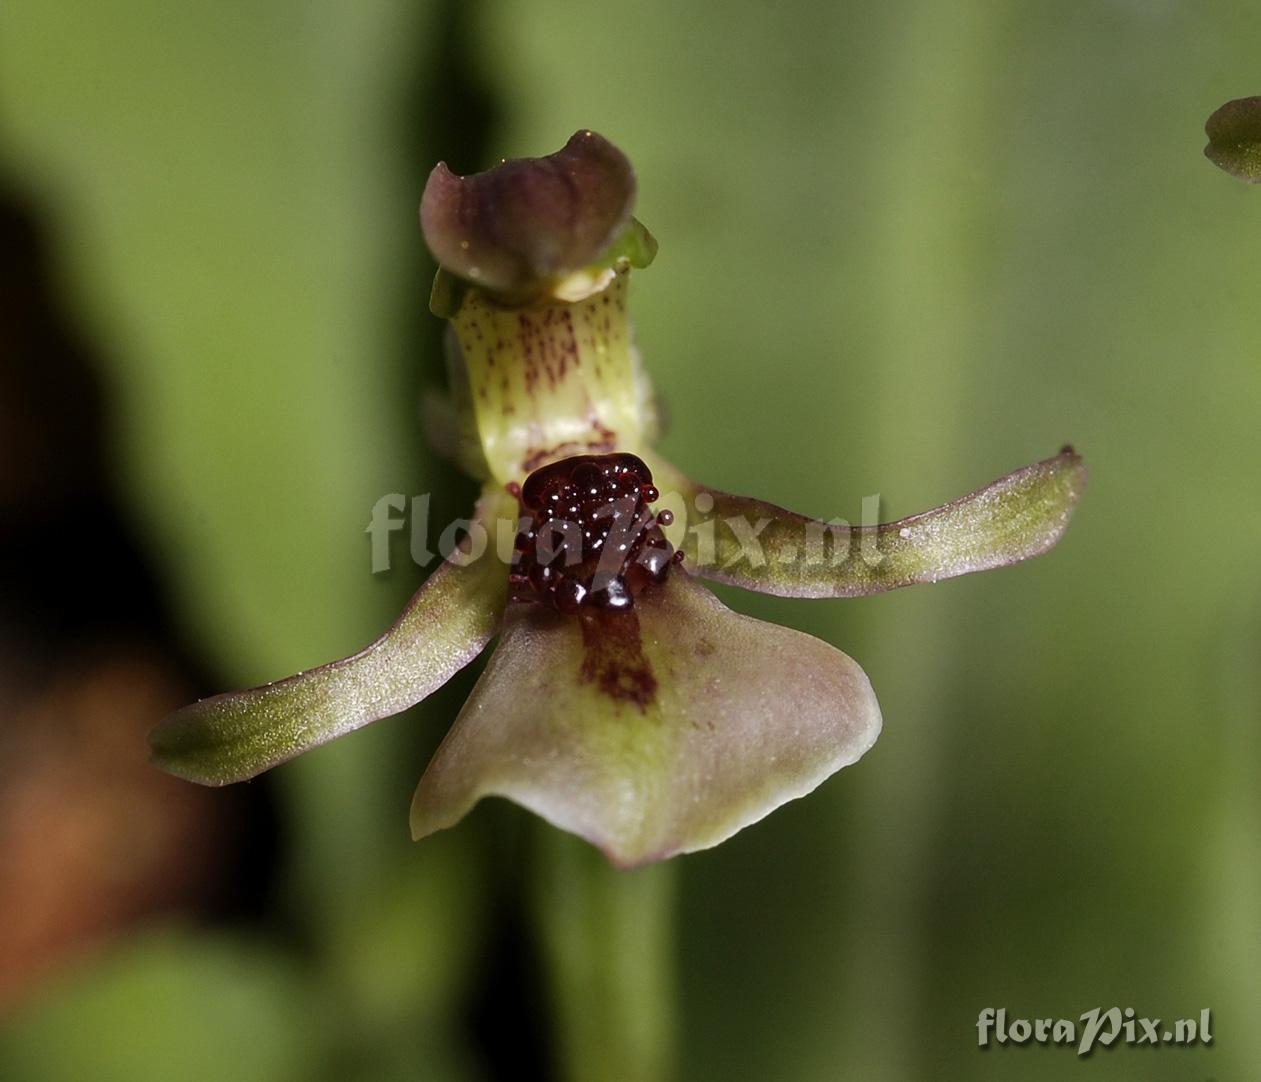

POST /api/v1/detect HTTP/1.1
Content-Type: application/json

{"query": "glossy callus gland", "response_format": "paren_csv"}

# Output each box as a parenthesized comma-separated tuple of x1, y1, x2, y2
(510, 453, 678, 613)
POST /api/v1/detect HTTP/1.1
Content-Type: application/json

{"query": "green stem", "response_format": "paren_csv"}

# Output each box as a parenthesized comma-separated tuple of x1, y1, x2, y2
(529, 823, 676, 1082)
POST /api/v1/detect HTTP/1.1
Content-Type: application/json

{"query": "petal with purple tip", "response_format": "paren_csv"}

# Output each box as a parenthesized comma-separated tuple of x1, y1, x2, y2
(420, 130, 636, 297)
(410, 571, 881, 867)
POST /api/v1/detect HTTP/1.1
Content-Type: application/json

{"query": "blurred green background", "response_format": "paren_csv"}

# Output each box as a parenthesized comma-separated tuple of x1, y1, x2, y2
(0, 1, 1257, 1079)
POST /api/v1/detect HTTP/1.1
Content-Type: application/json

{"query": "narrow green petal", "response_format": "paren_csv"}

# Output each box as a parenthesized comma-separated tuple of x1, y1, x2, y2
(643, 447, 1086, 599)
(410, 571, 881, 867)
(149, 487, 514, 785)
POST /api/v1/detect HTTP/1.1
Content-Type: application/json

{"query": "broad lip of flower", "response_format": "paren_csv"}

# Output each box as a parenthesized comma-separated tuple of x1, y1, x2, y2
(149, 132, 1087, 868)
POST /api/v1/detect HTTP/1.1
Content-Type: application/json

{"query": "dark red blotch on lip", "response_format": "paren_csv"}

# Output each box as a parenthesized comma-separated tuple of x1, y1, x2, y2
(578, 607, 657, 711)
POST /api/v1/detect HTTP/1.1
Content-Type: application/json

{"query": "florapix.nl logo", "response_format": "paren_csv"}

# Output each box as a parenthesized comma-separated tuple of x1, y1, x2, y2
(976, 1006, 1213, 1057)
(364, 488, 890, 575)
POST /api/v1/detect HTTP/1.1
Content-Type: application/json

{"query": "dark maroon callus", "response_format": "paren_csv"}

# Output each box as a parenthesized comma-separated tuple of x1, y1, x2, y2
(510, 453, 677, 613)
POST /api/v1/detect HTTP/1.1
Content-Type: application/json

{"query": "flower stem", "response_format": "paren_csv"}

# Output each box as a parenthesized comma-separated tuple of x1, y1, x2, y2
(529, 823, 676, 1082)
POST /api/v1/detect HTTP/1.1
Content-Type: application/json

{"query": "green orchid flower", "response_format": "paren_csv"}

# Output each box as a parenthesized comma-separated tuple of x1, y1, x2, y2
(150, 131, 1086, 867)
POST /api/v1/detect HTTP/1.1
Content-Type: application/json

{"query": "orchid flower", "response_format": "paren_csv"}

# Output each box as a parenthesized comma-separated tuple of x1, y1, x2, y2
(150, 131, 1086, 867)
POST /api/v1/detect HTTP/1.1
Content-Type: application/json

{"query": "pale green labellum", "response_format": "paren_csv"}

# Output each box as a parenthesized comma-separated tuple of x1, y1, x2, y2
(411, 570, 882, 867)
